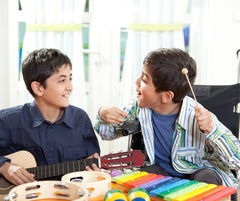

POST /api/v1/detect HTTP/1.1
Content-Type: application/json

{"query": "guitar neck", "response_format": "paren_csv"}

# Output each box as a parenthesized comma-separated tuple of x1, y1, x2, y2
(26, 158, 99, 180)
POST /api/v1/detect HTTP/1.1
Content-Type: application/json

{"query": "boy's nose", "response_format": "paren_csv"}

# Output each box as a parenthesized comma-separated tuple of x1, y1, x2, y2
(67, 82, 73, 91)
(135, 76, 141, 86)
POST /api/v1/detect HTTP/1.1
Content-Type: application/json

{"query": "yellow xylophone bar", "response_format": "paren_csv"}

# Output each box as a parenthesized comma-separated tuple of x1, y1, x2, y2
(116, 171, 148, 185)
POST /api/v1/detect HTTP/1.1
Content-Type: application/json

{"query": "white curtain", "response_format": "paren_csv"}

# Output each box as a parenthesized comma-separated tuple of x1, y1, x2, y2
(19, 0, 86, 109)
(120, 0, 188, 105)
(189, 0, 240, 85)
(88, 0, 130, 154)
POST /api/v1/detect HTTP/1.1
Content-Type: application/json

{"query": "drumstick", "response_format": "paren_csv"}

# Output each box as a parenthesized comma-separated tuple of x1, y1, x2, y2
(182, 68, 198, 105)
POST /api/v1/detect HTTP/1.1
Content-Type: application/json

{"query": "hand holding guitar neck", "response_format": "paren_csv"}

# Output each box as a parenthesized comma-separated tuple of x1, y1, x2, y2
(182, 68, 198, 105)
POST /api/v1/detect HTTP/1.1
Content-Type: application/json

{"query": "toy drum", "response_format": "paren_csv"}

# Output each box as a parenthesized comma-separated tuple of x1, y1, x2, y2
(62, 171, 111, 198)
(4, 180, 88, 201)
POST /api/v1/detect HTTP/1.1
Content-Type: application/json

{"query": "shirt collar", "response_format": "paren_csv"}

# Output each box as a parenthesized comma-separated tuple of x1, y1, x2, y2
(29, 101, 73, 128)
(177, 96, 196, 129)
(61, 107, 74, 128)
(30, 101, 45, 127)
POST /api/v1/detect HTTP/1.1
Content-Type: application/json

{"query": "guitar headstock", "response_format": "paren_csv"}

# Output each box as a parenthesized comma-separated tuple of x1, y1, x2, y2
(100, 150, 145, 170)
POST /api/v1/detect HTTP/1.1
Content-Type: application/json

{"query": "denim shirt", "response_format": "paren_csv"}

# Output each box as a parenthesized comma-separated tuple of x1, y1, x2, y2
(0, 101, 100, 167)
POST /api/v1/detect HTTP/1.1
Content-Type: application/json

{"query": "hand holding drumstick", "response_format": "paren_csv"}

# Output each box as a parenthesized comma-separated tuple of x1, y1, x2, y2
(182, 68, 214, 133)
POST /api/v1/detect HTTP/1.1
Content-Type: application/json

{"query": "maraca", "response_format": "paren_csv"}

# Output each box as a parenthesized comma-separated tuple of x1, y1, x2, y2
(127, 188, 150, 201)
(104, 189, 128, 201)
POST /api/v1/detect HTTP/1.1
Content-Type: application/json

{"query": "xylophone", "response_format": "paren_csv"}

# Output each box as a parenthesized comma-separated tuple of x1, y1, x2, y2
(111, 170, 237, 201)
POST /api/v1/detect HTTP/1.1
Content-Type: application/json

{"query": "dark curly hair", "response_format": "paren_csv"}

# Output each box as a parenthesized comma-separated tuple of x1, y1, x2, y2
(143, 48, 197, 103)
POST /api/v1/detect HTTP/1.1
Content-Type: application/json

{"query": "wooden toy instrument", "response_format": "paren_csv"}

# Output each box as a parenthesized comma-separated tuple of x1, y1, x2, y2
(111, 170, 237, 201)
(62, 171, 112, 199)
(3, 181, 88, 201)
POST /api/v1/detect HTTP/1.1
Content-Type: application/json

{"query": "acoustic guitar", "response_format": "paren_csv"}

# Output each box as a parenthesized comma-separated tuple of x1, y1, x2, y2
(0, 150, 145, 200)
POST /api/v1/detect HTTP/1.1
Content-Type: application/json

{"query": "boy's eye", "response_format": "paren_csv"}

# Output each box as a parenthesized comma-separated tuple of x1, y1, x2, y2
(141, 76, 146, 83)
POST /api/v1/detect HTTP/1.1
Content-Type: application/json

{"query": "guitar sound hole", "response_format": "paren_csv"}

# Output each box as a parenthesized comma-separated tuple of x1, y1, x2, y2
(70, 176, 83, 183)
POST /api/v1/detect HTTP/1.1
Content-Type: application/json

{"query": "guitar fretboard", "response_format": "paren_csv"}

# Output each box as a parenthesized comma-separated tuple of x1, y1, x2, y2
(26, 158, 99, 180)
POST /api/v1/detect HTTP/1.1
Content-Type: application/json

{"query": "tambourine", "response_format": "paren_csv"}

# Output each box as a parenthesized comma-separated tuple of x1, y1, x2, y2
(62, 171, 111, 199)
(4, 180, 88, 201)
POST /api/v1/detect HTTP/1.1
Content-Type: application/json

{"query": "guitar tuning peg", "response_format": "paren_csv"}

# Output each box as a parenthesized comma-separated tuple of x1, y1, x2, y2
(132, 167, 140, 171)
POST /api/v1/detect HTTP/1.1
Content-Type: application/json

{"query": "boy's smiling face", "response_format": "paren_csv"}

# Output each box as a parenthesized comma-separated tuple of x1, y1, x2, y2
(39, 64, 73, 109)
(135, 66, 162, 109)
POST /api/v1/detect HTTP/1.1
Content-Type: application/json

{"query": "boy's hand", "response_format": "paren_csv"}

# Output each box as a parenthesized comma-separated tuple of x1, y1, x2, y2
(85, 153, 101, 171)
(98, 106, 130, 124)
(0, 162, 35, 185)
(195, 106, 215, 133)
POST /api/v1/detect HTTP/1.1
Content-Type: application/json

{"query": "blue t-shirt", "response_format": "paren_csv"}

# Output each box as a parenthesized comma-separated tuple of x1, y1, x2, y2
(152, 110, 184, 177)
(0, 101, 100, 167)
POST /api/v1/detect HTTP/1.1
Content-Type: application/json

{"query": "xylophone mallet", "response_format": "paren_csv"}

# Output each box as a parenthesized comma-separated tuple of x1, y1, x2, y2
(182, 68, 198, 106)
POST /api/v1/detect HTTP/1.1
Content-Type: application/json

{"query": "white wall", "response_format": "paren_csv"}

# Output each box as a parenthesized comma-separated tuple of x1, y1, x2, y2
(190, 0, 240, 85)
(0, 0, 10, 109)
(0, 0, 19, 109)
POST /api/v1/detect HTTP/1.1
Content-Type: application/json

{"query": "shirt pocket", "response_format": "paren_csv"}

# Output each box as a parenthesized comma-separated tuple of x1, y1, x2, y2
(63, 145, 87, 161)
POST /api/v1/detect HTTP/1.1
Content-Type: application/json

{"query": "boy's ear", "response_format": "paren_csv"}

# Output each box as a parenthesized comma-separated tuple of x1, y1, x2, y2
(162, 91, 174, 103)
(31, 81, 43, 96)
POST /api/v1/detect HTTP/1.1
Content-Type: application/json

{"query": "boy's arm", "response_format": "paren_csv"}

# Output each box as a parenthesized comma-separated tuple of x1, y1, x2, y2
(196, 106, 240, 169)
(207, 124, 240, 169)
(0, 156, 10, 167)
(94, 106, 129, 140)
(94, 100, 139, 140)
(98, 106, 129, 124)
(0, 158, 35, 185)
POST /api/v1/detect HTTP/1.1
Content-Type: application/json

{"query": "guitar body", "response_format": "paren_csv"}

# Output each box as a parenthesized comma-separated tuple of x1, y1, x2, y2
(0, 151, 37, 200)
(5, 150, 37, 168)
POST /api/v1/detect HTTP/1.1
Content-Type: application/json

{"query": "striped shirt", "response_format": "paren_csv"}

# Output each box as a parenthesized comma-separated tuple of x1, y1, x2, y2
(94, 96, 240, 188)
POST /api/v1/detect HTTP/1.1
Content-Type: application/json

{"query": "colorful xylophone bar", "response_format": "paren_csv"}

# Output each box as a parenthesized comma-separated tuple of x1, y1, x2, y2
(111, 171, 237, 201)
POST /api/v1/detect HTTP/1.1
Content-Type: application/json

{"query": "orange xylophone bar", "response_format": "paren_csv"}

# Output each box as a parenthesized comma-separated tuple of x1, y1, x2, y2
(112, 171, 237, 201)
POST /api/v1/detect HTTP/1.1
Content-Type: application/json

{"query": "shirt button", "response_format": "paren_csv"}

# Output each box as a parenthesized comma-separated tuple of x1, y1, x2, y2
(50, 147, 54, 151)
